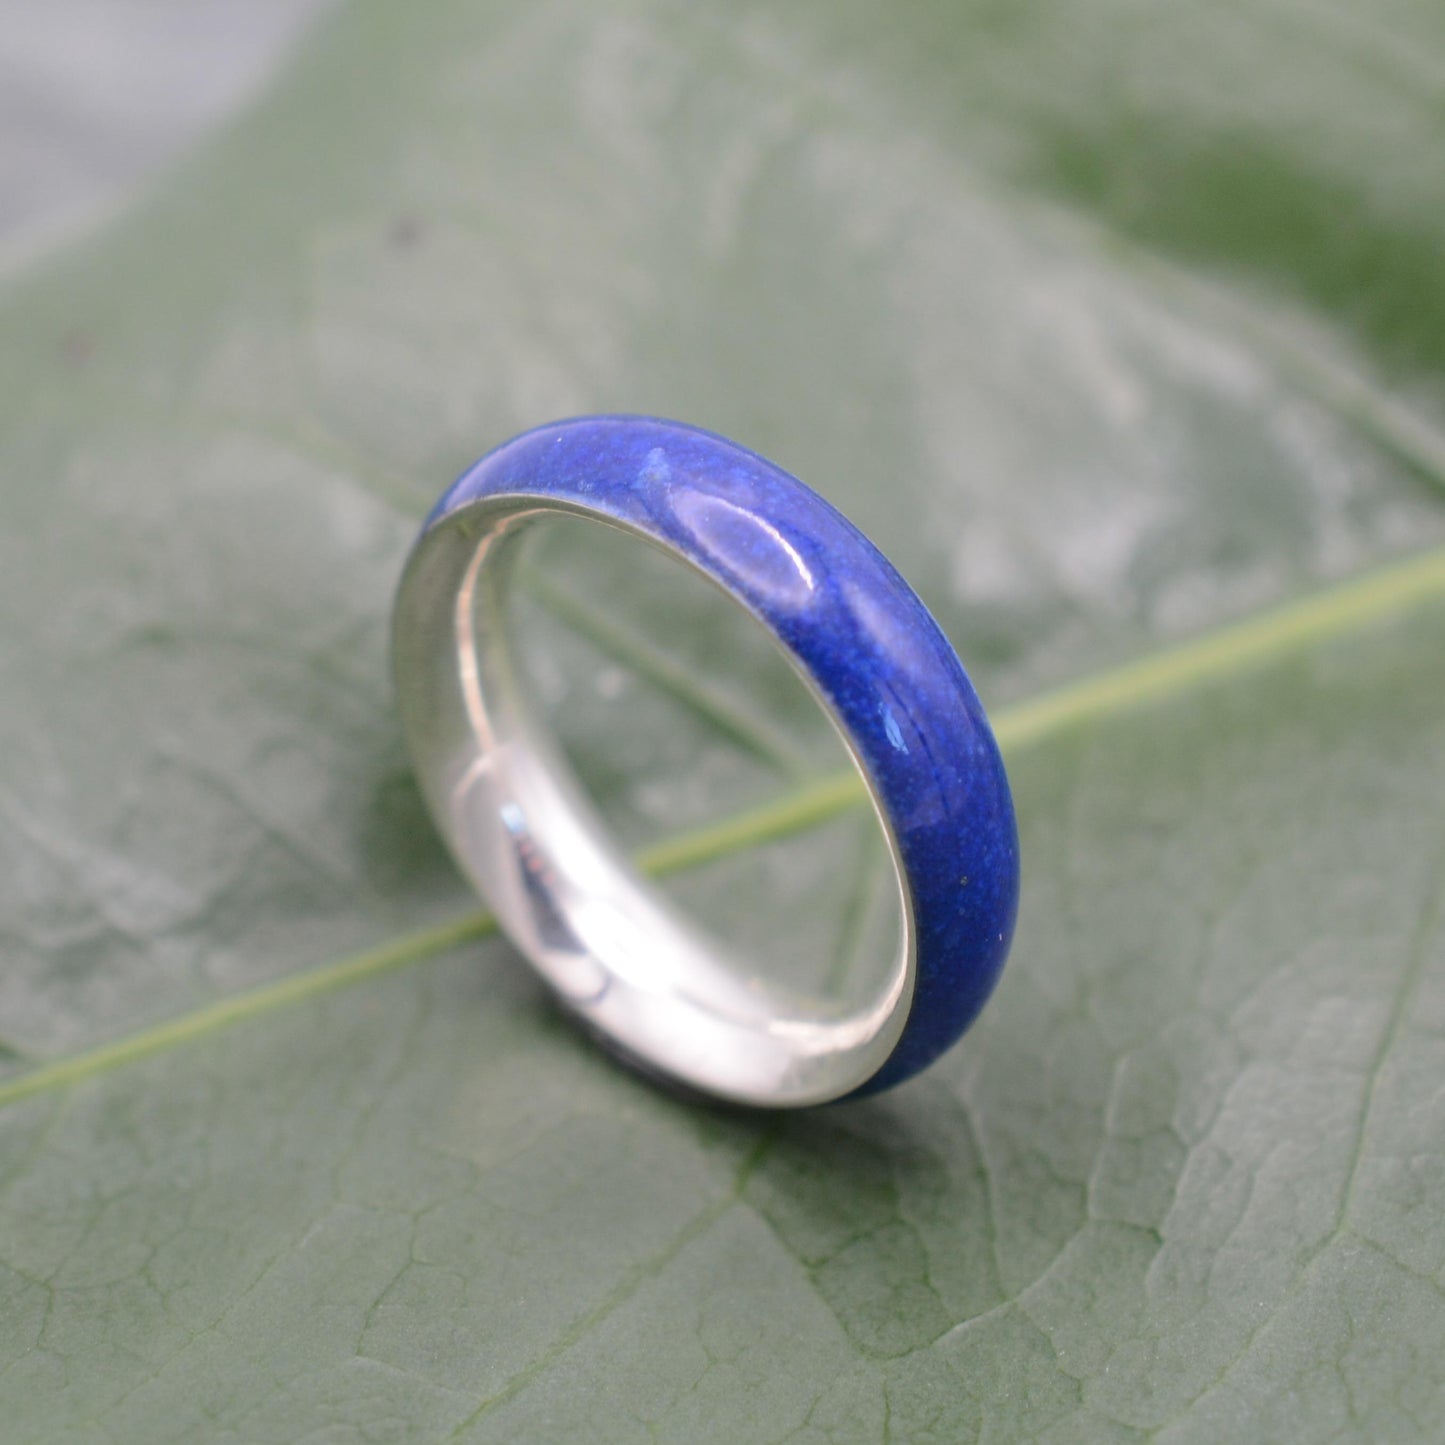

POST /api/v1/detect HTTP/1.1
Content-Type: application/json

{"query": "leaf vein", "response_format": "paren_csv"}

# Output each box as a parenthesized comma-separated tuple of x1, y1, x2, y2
(0, 543, 1443, 1110)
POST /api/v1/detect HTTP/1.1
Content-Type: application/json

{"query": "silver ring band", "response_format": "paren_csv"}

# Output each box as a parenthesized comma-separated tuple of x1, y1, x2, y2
(392, 417, 1019, 1106)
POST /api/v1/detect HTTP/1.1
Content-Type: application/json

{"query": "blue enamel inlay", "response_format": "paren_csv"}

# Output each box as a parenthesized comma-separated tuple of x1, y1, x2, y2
(426, 416, 1019, 1095)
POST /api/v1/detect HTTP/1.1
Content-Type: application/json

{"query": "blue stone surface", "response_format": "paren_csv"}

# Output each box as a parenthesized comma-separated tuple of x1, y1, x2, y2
(428, 416, 1019, 1095)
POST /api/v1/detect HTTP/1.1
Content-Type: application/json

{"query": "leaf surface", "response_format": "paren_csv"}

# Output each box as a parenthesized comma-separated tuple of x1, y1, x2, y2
(1, 1, 1444, 1439)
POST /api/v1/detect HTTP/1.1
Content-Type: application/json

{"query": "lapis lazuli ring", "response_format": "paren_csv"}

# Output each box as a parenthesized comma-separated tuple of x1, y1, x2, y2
(392, 416, 1019, 1106)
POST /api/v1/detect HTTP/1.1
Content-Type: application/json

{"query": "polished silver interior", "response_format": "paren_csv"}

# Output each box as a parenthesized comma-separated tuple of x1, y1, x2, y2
(393, 496, 914, 1106)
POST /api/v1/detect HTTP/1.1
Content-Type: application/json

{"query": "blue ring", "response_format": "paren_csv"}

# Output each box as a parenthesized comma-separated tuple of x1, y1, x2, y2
(425, 416, 1019, 1095)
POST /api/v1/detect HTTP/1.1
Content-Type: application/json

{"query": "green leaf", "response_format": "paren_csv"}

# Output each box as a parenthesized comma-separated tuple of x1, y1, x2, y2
(2, 2, 1444, 1440)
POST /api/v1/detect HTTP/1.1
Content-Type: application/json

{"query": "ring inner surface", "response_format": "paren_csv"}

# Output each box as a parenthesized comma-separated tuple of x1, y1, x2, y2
(405, 499, 912, 1105)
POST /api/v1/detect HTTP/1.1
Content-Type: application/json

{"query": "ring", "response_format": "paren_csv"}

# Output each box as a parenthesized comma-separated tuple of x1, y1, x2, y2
(392, 416, 1019, 1106)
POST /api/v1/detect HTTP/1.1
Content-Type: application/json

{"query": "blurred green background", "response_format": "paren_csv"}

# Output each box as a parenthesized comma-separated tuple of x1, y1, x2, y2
(0, 2, 1443, 1440)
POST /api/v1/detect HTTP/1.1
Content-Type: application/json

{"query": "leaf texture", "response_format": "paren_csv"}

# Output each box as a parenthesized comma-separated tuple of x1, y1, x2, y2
(1, 1, 1444, 1440)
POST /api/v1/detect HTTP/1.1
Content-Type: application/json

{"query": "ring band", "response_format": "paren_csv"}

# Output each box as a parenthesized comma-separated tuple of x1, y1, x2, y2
(392, 416, 1018, 1106)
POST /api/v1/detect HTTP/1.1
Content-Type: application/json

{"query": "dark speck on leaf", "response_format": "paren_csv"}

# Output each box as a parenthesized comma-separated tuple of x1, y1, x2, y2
(389, 215, 425, 250)
(59, 329, 95, 368)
